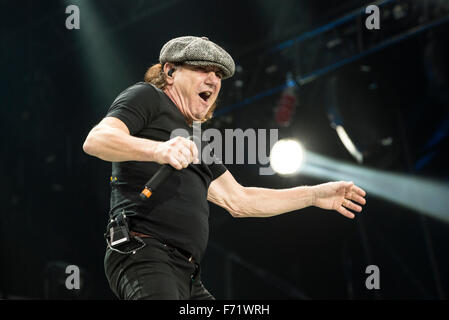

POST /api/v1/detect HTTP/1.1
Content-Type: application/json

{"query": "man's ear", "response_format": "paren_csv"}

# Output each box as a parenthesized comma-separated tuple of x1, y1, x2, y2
(163, 63, 176, 85)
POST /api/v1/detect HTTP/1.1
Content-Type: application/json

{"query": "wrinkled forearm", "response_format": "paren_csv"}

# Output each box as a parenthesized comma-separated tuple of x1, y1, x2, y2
(232, 186, 316, 218)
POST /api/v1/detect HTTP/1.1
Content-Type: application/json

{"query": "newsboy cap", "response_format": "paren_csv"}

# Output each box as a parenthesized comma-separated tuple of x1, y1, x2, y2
(159, 36, 235, 79)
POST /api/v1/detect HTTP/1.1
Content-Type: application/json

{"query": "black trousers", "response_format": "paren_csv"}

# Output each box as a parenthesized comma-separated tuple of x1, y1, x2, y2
(104, 236, 215, 300)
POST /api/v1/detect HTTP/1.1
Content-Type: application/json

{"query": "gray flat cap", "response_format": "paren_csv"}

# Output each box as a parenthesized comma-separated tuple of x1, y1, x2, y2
(159, 36, 235, 79)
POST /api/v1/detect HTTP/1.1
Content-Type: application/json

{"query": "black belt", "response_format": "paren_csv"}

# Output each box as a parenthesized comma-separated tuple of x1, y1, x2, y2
(130, 231, 195, 263)
(171, 245, 195, 263)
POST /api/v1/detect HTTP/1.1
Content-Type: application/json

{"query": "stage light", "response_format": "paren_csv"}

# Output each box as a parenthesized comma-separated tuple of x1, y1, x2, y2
(274, 73, 297, 127)
(270, 139, 305, 175)
(301, 151, 449, 224)
(64, 0, 132, 105)
(335, 125, 364, 163)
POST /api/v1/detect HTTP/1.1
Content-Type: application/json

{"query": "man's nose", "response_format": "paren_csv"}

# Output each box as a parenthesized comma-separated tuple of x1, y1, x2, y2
(205, 71, 221, 85)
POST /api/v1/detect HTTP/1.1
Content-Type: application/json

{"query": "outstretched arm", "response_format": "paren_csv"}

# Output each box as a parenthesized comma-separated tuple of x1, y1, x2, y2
(207, 170, 366, 219)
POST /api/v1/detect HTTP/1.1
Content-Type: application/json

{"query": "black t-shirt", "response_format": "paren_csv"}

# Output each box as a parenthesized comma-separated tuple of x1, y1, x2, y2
(105, 82, 227, 262)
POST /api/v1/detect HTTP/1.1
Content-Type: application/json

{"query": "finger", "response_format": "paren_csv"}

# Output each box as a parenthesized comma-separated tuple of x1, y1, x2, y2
(185, 143, 197, 163)
(168, 156, 183, 170)
(177, 152, 190, 168)
(352, 185, 366, 197)
(178, 146, 193, 164)
(343, 199, 362, 212)
(337, 206, 355, 219)
(350, 193, 366, 205)
(189, 140, 199, 163)
(343, 181, 354, 195)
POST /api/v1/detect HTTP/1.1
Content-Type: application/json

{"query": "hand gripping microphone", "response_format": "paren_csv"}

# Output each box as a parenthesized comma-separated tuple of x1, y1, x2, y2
(139, 136, 195, 200)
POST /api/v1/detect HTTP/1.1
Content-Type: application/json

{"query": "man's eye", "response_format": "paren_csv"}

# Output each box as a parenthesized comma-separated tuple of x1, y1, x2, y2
(216, 72, 223, 79)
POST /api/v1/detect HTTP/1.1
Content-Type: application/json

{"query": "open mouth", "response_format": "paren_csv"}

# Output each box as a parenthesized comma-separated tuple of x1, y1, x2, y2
(199, 91, 212, 103)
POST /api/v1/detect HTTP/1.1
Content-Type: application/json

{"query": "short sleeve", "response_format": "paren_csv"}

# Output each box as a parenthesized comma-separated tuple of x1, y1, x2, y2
(106, 82, 159, 135)
(208, 154, 227, 180)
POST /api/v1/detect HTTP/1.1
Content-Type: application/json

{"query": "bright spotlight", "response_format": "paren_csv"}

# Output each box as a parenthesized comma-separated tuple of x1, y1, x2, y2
(270, 139, 305, 175)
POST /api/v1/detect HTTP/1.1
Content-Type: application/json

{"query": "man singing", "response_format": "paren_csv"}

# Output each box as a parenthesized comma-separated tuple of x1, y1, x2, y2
(82, 36, 367, 300)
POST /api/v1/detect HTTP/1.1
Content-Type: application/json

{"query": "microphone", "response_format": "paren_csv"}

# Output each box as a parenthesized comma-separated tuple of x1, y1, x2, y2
(139, 164, 175, 200)
(139, 136, 196, 200)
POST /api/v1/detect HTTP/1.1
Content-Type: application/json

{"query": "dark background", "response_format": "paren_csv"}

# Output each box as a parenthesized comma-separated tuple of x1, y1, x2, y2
(1, 0, 449, 299)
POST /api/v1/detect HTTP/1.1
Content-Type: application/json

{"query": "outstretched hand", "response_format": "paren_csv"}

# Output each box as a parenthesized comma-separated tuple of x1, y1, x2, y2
(312, 181, 367, 219)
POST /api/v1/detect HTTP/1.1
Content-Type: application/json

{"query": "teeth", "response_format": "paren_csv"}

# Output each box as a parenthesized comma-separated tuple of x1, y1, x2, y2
(199, 91, 212, 101)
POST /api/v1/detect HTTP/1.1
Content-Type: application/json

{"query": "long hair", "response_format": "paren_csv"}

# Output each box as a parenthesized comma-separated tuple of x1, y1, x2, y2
(144, 63, 217, 122)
